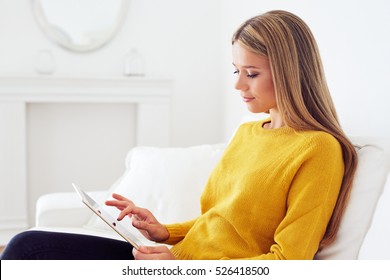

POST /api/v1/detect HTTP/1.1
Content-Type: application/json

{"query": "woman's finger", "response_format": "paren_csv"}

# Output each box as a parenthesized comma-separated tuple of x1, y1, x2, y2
(132, 246, 175, 260)
(130, 207, 155, 222)
(139, 246, 170, 254)
(105, 199, 130, 208)
(117, 205, 135, 221)
(111, 193, 133, 203)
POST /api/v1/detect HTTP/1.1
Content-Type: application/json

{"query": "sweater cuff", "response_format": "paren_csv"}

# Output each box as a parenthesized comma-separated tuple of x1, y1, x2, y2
(163, 219, 197, 245)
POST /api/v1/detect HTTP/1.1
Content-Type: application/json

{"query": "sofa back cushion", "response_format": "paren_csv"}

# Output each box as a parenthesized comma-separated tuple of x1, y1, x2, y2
(357, 175, 390, 259)
(85, 144, 225, 233)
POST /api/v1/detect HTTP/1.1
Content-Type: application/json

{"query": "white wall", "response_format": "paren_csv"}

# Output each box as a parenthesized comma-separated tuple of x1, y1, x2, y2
(0, 0, 224, 146)
(220, 0, 390, 141)
(0, 0, 225, 226)
(1, 0, 389, 163)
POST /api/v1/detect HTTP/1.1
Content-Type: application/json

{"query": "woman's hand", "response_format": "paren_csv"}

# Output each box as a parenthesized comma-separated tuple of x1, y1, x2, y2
(105, 193, 169, 242)
(133, 246, 176, 260)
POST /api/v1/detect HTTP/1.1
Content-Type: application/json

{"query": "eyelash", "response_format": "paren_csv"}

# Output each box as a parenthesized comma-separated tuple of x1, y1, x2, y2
(233, 70, 259, 79)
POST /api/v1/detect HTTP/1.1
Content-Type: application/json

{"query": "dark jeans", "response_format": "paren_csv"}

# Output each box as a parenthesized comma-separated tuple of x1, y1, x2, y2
(0, 230, 134, 260)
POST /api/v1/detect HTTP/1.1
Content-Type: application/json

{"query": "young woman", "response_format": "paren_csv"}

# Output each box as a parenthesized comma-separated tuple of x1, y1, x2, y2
(1, 10, 357, 260)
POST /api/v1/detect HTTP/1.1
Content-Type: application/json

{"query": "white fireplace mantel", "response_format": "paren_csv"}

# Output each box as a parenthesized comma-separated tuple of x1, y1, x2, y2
(0, 76, 172, 102)
(0, 76, 173, 244)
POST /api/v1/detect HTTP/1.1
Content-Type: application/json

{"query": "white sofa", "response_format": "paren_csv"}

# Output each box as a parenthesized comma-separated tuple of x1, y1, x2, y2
(33, 135, 390, 259)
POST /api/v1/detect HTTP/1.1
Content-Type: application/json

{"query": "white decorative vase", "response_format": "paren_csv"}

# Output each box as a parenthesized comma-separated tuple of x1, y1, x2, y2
(124, 48, 145, 76)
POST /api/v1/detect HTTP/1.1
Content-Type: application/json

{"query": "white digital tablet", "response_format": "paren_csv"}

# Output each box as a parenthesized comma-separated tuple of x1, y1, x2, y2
(72, 183, 143, 250)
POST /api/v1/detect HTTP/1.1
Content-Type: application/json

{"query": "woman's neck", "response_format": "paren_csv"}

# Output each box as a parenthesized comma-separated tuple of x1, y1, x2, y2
(263, 109, 285, 129)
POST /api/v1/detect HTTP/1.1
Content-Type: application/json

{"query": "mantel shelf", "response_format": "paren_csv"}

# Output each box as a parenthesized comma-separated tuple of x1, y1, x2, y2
(0, 76, 173, 103)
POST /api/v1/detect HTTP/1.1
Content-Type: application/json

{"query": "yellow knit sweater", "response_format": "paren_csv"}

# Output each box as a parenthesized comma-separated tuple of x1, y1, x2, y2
(164, 119, 344, 260)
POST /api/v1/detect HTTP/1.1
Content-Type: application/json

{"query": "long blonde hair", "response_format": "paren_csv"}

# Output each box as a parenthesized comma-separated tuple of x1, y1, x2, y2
(232, 10, 358, 250)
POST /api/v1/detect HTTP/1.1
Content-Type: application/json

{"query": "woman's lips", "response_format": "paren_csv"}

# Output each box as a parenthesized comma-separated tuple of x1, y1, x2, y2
(242, 96, 255, 102)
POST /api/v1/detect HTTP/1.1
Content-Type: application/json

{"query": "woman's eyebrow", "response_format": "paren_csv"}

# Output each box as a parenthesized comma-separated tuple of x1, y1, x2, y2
(232, 63, 261, 70)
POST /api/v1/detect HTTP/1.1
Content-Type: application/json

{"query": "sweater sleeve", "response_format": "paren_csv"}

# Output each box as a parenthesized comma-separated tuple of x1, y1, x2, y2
(162, 218, 198, 245)
(244, 135, 344, 260)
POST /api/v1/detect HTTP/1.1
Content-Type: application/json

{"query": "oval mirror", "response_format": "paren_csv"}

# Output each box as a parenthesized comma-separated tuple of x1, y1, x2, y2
(32, 0, 130, 52)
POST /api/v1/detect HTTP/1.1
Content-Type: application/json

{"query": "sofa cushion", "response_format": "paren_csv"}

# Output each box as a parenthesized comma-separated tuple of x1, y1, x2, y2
(85, 143, 225, 233)
(315, 137, 390, 259)
(358, 175, 390, 259)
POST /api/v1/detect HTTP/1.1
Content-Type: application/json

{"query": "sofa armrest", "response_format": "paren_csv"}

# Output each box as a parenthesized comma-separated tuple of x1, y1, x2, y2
(35, 191, 108, 227)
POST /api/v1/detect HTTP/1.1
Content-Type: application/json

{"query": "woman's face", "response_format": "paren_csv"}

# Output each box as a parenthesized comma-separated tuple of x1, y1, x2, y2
(232, 42, 276, 114)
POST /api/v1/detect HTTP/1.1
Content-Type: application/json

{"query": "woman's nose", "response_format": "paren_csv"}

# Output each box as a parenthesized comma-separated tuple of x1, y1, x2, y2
(234, 75, 248, 91)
